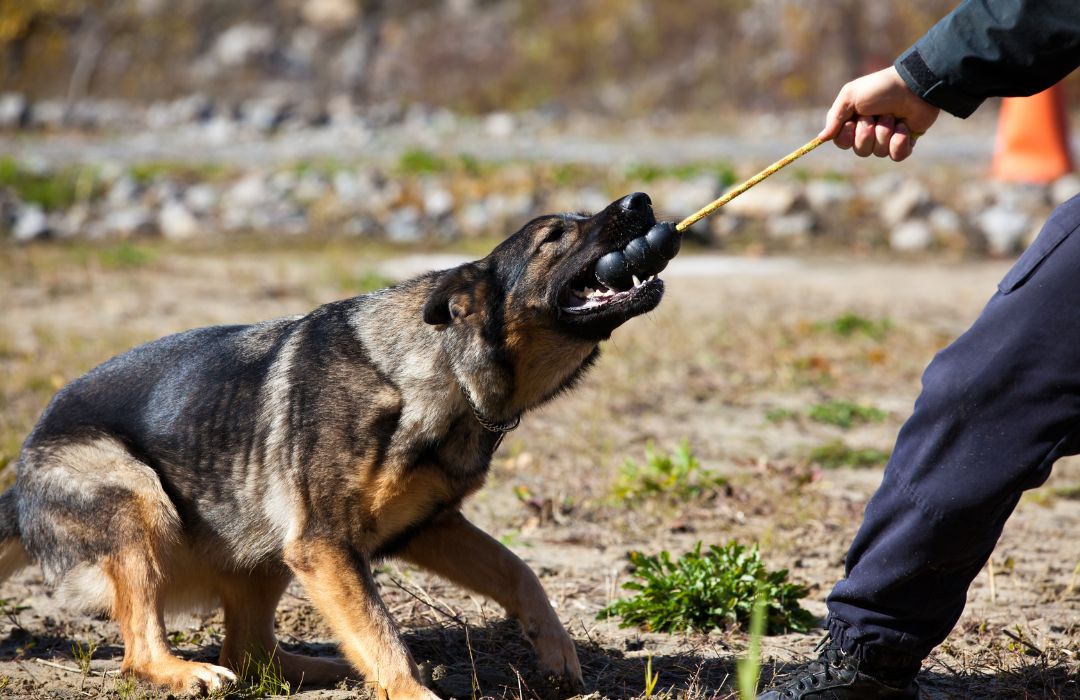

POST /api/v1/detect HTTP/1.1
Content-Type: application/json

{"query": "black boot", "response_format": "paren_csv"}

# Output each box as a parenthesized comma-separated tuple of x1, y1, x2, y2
(756, 635, 919, 699)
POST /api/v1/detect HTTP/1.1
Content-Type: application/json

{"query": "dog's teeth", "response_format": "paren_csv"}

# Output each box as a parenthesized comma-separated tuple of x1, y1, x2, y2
(632, 275, 641, 287)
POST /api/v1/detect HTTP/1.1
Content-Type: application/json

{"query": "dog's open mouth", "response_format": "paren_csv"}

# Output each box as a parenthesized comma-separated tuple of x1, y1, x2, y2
(559, 262, 659, 314)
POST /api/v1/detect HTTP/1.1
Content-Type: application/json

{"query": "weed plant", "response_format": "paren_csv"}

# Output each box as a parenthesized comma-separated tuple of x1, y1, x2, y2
(612, 441, 726, 504)
(598, 542, 815, 635)
(808, 439, 890, 469)
(815, 312, 892, 341)
(807, 399, 887, 429)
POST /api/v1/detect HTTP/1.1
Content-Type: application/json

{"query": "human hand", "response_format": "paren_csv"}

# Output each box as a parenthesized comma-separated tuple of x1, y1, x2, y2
(820, 66, 941, 162)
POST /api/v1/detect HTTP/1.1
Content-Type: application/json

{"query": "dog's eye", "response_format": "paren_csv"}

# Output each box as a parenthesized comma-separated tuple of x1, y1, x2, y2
(539, 225, 565, 247)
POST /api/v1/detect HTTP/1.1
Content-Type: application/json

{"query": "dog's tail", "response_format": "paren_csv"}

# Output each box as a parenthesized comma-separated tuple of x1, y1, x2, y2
(0, 487, 28, 582)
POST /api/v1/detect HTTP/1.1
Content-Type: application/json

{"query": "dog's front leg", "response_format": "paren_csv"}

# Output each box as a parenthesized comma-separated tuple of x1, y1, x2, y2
(284, 539, 437, 700)
(399, 511, 583, 691)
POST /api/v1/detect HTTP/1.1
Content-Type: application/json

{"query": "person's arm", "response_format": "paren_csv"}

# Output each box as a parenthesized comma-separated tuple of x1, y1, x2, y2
(822, 0, 1080, 161)
(897, 0, 1080, 119)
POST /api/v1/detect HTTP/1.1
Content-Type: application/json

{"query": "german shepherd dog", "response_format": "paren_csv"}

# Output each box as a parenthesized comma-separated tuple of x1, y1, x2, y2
(0, 192, 670, 699)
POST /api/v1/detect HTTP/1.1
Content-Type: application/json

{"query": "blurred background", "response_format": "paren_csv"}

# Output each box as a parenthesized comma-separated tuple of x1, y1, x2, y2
(0, 0, 1076, 251)
(3, 4, 1080, 699)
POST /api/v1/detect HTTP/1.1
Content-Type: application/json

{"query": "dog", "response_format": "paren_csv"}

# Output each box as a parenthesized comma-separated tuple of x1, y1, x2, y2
(0, 192, 670, 699)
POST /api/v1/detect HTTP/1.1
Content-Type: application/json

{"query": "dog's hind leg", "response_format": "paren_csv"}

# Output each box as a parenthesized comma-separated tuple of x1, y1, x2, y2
(398, 511, 584, 690)
(218, 573, 353, 688)
(18, 437, 235, 693)
(105, 548, 237, 694)
(284, 539, 438, 700)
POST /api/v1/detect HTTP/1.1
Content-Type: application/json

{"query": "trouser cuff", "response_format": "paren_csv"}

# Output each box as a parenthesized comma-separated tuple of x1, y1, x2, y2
(828, 617, 922, 685)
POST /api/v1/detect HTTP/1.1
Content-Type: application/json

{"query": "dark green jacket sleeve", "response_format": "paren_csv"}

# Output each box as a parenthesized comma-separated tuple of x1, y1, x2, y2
(894, 0, 1080, 118)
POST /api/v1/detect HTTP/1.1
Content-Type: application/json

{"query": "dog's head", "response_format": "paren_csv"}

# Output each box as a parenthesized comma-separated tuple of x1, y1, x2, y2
(423, 192, 666, 342)
(421, 193, 670, 415)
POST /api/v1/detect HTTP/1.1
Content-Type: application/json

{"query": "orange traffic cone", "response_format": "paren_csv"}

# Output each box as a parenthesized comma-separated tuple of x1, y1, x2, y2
(991, 84, 1073, 183)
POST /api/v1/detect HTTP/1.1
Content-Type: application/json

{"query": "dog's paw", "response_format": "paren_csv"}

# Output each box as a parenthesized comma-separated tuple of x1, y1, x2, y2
(374, 682, 442, 700)
(134, 658, 238, 695)
(534, 629, 585, 697)
(539, 671, 586, 699)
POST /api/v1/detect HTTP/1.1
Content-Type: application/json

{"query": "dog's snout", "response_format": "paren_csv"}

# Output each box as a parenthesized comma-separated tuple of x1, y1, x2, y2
(619, 192, 651, 212)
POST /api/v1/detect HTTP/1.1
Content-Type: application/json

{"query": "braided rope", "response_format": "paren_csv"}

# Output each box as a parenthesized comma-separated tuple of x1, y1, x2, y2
(675, 136, 827, 233)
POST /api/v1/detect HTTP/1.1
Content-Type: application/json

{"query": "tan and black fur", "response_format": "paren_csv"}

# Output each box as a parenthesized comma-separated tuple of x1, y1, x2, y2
(0, 193, 666, 698)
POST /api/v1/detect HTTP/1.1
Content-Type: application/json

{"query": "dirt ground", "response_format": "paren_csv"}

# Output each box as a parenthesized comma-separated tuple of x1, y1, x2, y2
(1, 241, 1078, 699)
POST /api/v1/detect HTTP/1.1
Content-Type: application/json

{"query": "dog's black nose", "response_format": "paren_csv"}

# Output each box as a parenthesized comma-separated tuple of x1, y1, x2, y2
(619, 192, 651, 212)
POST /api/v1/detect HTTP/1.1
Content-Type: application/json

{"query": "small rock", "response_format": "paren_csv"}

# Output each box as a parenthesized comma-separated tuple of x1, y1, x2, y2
(0, 93, 29, 129)
(723, 181, 800, 218)
(223, 174, 271, 209)
(213, 23, 275, 67)
(28, 100, 64, 129)
(332, 170, 361, 201)
(654, 175, 719, 220)
(928, 206, 964, 236)
(158, 201, 200, 240)
(767, 212, 815, 239)
(890, 219, 933, 252)
(804, 179, 856, 213)
(1051, 174, 1080, 206)
(861, 173, 905, 201)
(241, 98, 288, 134)
(184, 183, 219, 214)
(108, 176, 140, 207)
(880, 179, 930, 226)
(484, 112, 515, 139)
(384, 206, 423, 243)
(977, 205, 1032, 256)
(422, 185, 455, 219)
(991, 181, 1048, 211)
(203, 115, 237, 144)
(458, 201, 492, 232)
(486, 191, 533, 220)
(708, 213, 740, 242)
(956, 180, 996, 212)
(101, 206, 157, 237)
(13, 205, 49, 241)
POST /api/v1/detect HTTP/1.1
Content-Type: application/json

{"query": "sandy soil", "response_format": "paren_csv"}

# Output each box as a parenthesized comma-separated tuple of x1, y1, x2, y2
(0, 242, 1078, 699)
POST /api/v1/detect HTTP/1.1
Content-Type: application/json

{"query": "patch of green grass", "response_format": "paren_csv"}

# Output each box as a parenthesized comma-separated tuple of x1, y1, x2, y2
(612, 441, 726, 503)
(113, 675, 149, 700)
(549, 162, 590, 187)
(598, 542, 816, 635)
(814, 312, 892, 341)
(71, 640, 96, 677)
(397, 148, 449, 176)
(456, 154, 490, 178)
(238, 650, 292, 697)
(0, 157, 98, 211)
(95, 242, 157, 269)
(764, 407, 798, 424)
(623, 161, 736, 187)
(807, 399, 887, 429)
(808, 439, 890, 469)
(1052, 484, 1080, 500)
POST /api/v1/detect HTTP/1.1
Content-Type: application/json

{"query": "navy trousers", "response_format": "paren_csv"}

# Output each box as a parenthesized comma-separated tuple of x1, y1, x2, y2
(826, 193, 1080, 674)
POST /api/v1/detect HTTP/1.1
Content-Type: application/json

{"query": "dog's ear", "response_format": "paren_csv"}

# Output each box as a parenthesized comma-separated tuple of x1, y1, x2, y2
(423, 264, 484, 325)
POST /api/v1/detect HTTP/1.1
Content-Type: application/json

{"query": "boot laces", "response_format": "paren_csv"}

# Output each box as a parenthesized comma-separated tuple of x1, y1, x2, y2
(775, 634, 853, 698)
